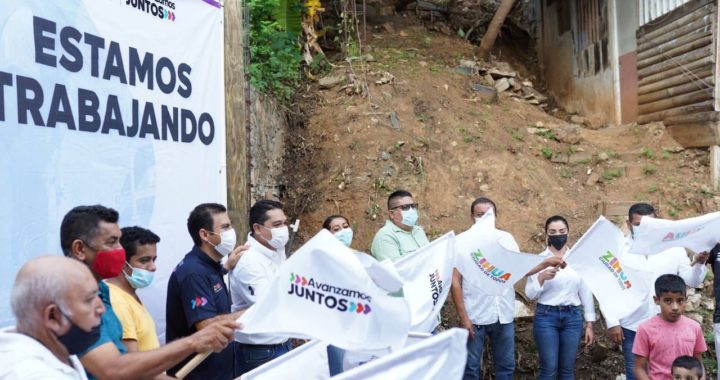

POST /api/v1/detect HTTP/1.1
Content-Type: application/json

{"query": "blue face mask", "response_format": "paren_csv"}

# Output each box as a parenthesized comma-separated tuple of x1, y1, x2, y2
(334, 228, 354, 247)
(401, 208, 418, 227)
(123, 263, 154, 289)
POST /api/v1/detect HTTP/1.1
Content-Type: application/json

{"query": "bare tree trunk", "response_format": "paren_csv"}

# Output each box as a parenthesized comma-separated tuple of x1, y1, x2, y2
(476, 0, 517, 59)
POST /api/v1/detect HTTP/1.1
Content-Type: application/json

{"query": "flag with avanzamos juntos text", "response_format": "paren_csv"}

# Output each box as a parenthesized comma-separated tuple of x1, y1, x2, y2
(454, 208, 546, 296)
(237, 230, 411, 351)
(564, 216, 653, 322)
(393, 232, 456, 333)
(628, 212, 720, 255)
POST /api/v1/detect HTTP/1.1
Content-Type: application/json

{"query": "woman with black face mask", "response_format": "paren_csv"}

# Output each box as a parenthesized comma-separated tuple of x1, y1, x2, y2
(525, 215, 596, 380)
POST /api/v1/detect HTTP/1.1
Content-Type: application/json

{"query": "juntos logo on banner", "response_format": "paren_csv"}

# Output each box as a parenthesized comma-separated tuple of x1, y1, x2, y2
(428, 270, 443, 306)
(471, 249, 512, 283)
(598, 251, 632, 289)
(288, 272, 372, 315)
(124, 0, 177, 21)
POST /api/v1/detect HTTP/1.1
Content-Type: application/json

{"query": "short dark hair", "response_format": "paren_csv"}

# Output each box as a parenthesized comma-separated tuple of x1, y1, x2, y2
(120, 226, 160, 260)
(187, 203, 227, 247)
(322, 215, 349, 230)
(671, 355, 703, 377)
(544, 215, 569, 233)
(249, 200, 284, 233)
(60, 205, 120, 257)
(629, 202, 656, 220)
(388, 190, 413, 209)
(470, 197, 497, 215)
(655, 274, 686, 297)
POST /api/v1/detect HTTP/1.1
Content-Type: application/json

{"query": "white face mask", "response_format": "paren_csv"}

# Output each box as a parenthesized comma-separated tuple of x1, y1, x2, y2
(208, 228, 237, 257)
(259, 225, 290, 250)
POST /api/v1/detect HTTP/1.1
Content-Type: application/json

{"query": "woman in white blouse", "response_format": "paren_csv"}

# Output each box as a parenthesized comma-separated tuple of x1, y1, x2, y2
(525, 215, 595, 379)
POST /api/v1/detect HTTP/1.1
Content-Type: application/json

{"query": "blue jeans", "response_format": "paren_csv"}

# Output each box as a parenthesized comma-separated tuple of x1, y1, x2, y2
(622, 328, 637, 380)
(327, 345, 345, 376)
(533, 304, 583, 380)
(236, 341, 293, 374)
(463, 321, 515, 380)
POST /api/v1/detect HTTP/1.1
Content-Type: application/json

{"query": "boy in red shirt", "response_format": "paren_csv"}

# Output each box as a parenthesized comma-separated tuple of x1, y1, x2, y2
(633, 274, 707, 380)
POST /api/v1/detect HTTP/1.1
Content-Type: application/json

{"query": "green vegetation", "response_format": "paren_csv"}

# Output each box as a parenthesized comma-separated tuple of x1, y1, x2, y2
(661, 148, 670, 160)
(559, 168, 572, 178)
(641, 147, 655, 160)
(534, 129, 557, 140)
(602, 169, 623, 181)
(541, 147, 553, 160)
(643, 165, 656, 175)
(248, 0, 304, 102)
(505, 127, 524, 141)
(648, 185, 657, 193)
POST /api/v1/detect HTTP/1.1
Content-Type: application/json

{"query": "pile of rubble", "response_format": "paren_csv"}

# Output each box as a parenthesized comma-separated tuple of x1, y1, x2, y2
(457, 59, 548, 107)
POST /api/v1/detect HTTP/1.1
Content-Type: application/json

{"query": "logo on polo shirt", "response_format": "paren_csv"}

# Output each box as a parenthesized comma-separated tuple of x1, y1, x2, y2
(191, 296, 208, 309)
(213, 282, 222, 293)
(288, 272, 372, 315)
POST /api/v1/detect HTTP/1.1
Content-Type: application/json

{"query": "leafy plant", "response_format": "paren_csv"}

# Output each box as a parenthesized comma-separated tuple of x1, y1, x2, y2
(648, 185, 657, 193)
(534, 129, 557, 140)
(602, 169, 623, 181)
(248, 0, 303, 102)
(559, 168, 572, 178)
(661, 148, 670, 160)
(641, 148, 655, 160)
(643, 165, 656, 175)
(541, 147, 553, 160)
(505, 127, 523, 141)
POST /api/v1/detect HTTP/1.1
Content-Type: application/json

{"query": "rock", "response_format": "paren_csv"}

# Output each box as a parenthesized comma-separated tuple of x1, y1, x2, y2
(535, 121, 545, 128)
(569, 151, 593, 164)
(399, 30, 408, 37)
(459, 59, 478, 68)
(479, 184, 490, 192)
(598, 152, 610, 161)
(382, 22, 395, 33)
(380, 151, 391, 161)
(488, 68, 517, 79)
(514, 300, 533, 319)
(455, 66, 476, 76)
(555, 124, 582, 144)
(551, 153, 568, 164)
(389, 111, 400, 130)
(616, 375, 627, 380)
(527, 127, 547, 134)
(418, 60, 428, 67)
(703, 299, 715, 311)
(585, 172, 601, 186)
(484, 74, 495, 85)
(376, 71, 395, 85)
(509, 78, 522, 91)
(522, 80, 534, 87)
(494, 78, 510, 93)
(470, 84, 498, 103)
(686, 313, 703, 324)
(319, 75, 345, 89)
(570, 115, 586, 124)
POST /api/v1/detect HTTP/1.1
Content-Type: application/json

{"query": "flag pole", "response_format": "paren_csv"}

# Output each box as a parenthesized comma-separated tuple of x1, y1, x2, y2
(175, 351, 212, 379)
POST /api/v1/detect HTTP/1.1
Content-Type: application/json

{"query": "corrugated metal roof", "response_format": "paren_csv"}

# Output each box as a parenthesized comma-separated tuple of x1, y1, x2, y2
(639, 0, 690, 26)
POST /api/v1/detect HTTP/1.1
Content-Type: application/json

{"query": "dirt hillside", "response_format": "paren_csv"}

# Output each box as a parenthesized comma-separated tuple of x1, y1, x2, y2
(281, 15, 718, 378)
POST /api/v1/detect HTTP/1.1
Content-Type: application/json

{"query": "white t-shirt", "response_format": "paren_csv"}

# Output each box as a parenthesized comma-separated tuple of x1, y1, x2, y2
(230, 234, 287, 344)
(604, 239, 707, 331)
(526, 248, 597, 322)
(0, 327, 88, 380)
(462, 230, 520, 325)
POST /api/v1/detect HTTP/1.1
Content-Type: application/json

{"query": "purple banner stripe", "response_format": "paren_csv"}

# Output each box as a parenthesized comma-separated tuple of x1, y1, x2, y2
(200, 0, 222, 8)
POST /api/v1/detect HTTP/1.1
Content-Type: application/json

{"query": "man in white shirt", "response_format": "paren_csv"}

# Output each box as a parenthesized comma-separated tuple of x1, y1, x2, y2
(0, 256, 103, 379)
(451, 198, 561, 380)
(230, 200, 292, 373)
(605, 203, 709, 380)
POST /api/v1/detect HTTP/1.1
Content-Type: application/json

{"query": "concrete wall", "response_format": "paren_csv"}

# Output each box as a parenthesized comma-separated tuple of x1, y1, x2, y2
(538, 0, 618, 125)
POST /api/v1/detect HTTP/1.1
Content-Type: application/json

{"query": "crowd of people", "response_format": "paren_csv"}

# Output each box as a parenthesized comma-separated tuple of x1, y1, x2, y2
(0, 189, 716, 380)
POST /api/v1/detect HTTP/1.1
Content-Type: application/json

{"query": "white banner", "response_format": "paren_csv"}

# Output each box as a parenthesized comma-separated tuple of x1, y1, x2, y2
(331, 328, 468, 380)
(564, 217, 653, 322)
(393, 232, 455, 333)
(628, 212, 720, 255)
(455, 210, 545, 296)
(240, 340, 330, 380)
(0, 0, 225, 338)
(237, 230, 411, 351)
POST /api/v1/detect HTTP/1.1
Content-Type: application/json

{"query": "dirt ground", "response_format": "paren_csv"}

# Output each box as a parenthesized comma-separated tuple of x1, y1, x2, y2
(281, 15, 718, 379)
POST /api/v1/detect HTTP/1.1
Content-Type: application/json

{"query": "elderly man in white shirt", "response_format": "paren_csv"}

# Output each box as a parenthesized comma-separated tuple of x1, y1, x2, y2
(0, 256, 104, 380)
(451, 198, 563, 380)
(605, 203, 709, 380)
(230, 199, 292, 373)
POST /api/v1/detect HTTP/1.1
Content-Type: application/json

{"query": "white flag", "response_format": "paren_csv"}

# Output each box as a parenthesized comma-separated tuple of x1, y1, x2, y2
(393, 232, 455, 332)
(455, 214, 545, 296)
(628, 212, 720, 255)
(564, 217, 653, 322)
(239, 340, 330, 380)
(331, 328, 468, 380)
(354, 252, 403, 293)
(237, 230, 411, 351)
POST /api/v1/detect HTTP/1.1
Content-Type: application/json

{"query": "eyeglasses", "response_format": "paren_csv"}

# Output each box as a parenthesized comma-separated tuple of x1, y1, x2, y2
(390, 203, 419, 211)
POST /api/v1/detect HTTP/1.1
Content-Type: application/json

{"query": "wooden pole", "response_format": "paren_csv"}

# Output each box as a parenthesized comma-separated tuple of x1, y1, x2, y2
(712, 145, 720, 191)
(225, 0, 250, 235)
(175, 352, 212, 379)
(476, 0, 518, 59)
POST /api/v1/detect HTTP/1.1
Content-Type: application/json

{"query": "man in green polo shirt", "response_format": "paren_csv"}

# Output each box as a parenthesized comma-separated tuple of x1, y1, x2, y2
(371, 190, 430, 262)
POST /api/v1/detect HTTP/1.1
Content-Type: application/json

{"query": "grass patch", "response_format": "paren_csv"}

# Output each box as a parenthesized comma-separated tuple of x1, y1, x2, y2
(648, 185, 657, 193)
(640, 147, 655, 160)
(643, 165, 657, 175)
(559, 168, 572, 178)
(534, 129, 557, 140)
(602, 169, 623, 181)
(505, 127, 524, 141)
(541, 147, 553, 160)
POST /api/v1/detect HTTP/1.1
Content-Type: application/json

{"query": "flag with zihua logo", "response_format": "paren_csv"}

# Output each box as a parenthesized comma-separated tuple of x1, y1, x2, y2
(393, 232, 455, 333)
(454, 208, 546, 296)
(237, 230, 411, 351)
(564, 216, 653, 322)
(628, 212, 720, 255)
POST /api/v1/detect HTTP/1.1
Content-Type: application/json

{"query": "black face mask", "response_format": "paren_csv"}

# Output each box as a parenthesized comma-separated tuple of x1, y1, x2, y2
(56, 312, 101, 355)
(548, 234, 568, 250)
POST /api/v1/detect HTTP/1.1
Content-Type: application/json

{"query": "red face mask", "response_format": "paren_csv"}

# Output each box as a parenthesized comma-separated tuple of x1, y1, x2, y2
(91, 248, 126, 279)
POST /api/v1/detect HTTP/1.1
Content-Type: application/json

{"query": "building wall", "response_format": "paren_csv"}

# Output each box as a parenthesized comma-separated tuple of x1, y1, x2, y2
(539, 0, 618, 125)
(617, 0, 639, 123)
